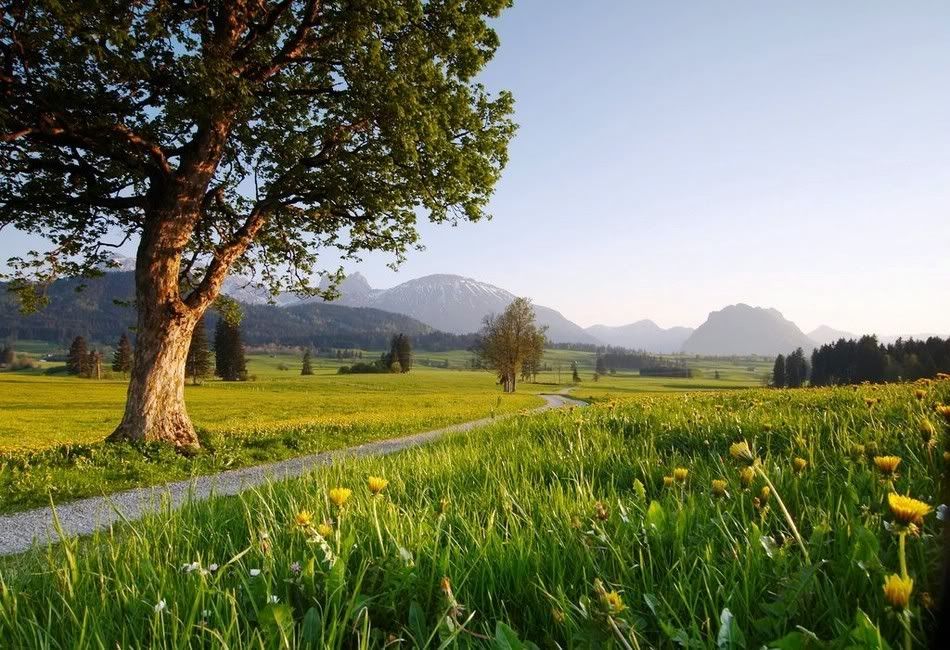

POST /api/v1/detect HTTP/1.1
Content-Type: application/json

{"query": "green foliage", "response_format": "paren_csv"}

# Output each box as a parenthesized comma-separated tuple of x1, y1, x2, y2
(1, 0, 516, 303)
(111, 333, 133, 374)
(65, 336, 88, 376)
(300, 349, 314, 376)
(185, 320, 212, 385)
(214, 319, 247, 382)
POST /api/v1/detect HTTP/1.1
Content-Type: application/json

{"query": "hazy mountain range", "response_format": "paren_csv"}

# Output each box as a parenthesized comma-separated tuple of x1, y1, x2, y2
(2, 257, 943, 356)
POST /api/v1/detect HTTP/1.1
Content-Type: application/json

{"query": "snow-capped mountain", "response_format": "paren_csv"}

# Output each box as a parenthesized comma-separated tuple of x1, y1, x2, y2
(324, 273, 599, 344)
(585, 320, 694, 353)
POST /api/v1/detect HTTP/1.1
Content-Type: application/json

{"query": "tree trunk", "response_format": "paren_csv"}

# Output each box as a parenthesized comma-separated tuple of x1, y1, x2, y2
(109, 303, 199, 447)
(108, 209, 203, 448)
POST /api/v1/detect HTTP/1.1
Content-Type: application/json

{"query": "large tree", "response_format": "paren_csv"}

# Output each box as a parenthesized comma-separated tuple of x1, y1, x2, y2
(474, 297, 546, 393)
(0, 1, 515, 447)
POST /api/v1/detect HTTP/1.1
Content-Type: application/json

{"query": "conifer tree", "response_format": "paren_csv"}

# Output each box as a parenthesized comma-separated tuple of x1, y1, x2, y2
(571, 361, 581, 383)
(86, 349, 102, 379)
(301, 349, 314, 376)
(772, 354, 786, 388)
(391, 334, 413, 373)
(185, 320, 212, 385)
(112, 333, 133, 375)
(66, 336, 88, 376)
(214, 319, 247, 382)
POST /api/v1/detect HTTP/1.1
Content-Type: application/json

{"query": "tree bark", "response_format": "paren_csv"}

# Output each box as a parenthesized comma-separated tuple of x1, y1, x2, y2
(108, 205, 203, 448)
(109, 305, 199, 447)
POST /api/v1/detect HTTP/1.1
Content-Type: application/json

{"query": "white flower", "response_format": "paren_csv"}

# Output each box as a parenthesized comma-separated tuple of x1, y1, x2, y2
(181, 561, 200, 573)
(201, 609, 211, 619)
(208, 563, 219, 572)
(154, 599, 167, 613)
(938, 504, 948, 522)
(268, 595, 279, 604)
(249, 569, 261, 577)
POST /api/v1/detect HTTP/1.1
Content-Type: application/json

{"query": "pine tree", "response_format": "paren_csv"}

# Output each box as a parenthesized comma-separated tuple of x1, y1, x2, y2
(571, 361, 581, 383)
(66, 336, 89, 376)
(391, 333, 413, 373)
(772, 354, 786, 388)
(214, 319, 247, 381)
(111, 333, 133, 375)
(301, 349, 314, 376)
(186, 320, 212, 385)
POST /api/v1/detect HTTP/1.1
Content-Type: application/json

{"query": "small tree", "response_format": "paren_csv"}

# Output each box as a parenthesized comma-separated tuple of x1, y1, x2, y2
(86, 349, 102, 379)
(772, 354, 786, 388)
(391, 334, 412, 373)
(571, 361, 581, 383)
(112, 334, 133, 375)
(301, 349, 314, 376)
(214, 319, 246, 382)
(66, 336, 89, 376)
(473, 297, 547, 393)
(185, 320, 212, 385)
(0, 345, 14, 367)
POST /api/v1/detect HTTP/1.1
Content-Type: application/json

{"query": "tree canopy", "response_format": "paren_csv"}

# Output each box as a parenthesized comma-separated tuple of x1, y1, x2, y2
(1, 0, 515, 301)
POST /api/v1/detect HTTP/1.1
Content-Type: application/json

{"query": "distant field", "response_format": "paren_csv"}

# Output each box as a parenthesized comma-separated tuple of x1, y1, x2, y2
(0, 356, 540, 453)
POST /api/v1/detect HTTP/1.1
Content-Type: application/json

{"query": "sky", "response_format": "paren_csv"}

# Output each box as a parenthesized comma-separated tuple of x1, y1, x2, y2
(3, 1, 950, 335)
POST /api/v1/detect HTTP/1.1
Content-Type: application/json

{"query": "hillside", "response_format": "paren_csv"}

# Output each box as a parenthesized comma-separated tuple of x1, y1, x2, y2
(808, 325, 856, 346)
(681, 304, 815, 356)
(585, 320, 694, 353)
(0, 272, 472, 351)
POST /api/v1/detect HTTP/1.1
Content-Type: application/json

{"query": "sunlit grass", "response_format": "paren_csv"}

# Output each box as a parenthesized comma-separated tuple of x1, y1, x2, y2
(1, 380, 946, 647)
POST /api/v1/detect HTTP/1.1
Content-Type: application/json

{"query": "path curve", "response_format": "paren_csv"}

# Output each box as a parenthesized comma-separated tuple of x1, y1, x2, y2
(0, 392, 586, 556)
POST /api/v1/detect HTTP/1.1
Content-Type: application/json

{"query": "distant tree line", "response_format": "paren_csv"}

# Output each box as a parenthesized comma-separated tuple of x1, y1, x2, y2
(338, 334, 413, 375)
(595, 350, 688, 375)
(773, 336, 950, 387)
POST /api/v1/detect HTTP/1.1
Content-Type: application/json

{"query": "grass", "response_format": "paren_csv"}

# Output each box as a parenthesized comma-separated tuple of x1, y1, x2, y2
(1, 380, 947, 648)
(0, 356, 541, 513)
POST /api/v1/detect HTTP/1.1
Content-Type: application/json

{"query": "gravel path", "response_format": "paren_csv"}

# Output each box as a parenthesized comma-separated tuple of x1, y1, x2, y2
(0, 392, 585, 556)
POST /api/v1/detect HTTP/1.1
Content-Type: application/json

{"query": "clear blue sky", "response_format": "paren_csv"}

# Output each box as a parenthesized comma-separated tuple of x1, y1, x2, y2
(4, 1, 949, 335)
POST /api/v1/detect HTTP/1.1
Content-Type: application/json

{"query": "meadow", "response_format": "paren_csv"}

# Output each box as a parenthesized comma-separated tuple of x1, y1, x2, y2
(0, 353, 541, 513)
(0, 346, 766, 514)
(0, 380, 946, 648)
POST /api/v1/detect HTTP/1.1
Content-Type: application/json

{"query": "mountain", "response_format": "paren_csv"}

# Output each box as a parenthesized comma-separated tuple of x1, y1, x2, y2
(0, 271, 473, 351)
(808, 325, 856, 346)
(681, 304, 815, 356)
(308, 273, 599, 344)
(585, 320, 694, 353)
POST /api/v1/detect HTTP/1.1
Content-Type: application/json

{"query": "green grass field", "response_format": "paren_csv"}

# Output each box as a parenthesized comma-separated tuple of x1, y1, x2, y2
(1, 380, 947, 647)
(0, 348, 771, 513)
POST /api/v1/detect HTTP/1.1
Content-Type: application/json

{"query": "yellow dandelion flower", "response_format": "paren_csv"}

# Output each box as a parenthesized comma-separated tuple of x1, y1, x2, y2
(594, 501, 609, 521)
(292, 509, 314, 529)
(888, 493, 932, 527)
(920, 418, 936, 443)
(759, 485, 771, 504)
(673, 467, 689, 483)
(914, 389, 927, 400)
(328, 487, 352, 508)
(936, 372, 950, 381)
(317, 522, 333, 538)
(883, 574, 913, 610)
(739, 466, 755, 488)
(367, 476, 389, 495)
(936, 404, 950, 422)
(865, 397, 878, 407)
(730, 441, 755, 464)
(711, 479, 728, 497)
(793, 457, 807, 473)
(873, 455, 901, 475)
(662, 475, 674, 488)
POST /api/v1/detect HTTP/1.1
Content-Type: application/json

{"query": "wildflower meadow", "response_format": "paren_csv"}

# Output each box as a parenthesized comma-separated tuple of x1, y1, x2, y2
(1, 380, 947, 647)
